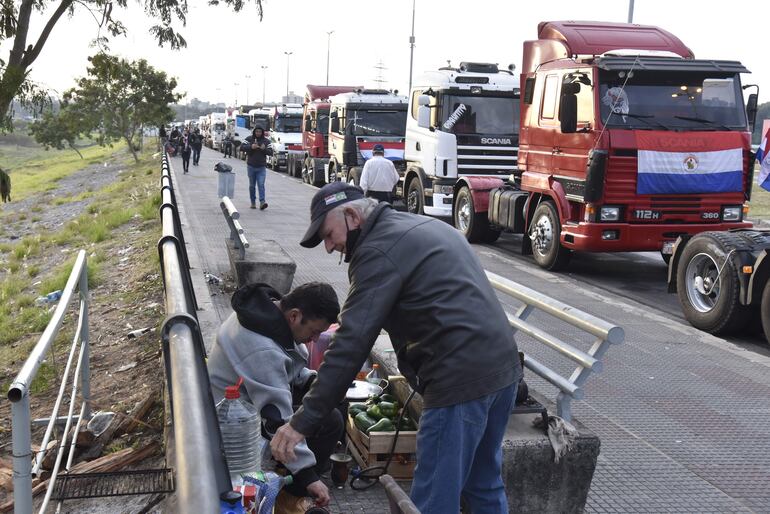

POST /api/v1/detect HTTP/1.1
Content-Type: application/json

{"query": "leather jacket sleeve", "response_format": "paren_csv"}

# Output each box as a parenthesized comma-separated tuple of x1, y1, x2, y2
(289, 245, 403, 435)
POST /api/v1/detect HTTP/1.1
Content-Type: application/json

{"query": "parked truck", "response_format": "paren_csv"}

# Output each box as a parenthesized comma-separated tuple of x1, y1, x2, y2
(226, 109, 252, 151)
(286, 85, 361, 186)
(268, 104, 303, 171)
(327, 89, 408, 185)
(405, 62, 520, 222)
(204, 112, 227, 150)
(455, 21, 757, 271)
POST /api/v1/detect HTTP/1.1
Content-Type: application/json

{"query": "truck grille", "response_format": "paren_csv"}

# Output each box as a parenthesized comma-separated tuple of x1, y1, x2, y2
(457, 145, 517, 175)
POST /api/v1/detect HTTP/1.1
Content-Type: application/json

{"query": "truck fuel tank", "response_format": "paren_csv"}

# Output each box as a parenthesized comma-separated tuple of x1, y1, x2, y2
(489, 187, 528, 233)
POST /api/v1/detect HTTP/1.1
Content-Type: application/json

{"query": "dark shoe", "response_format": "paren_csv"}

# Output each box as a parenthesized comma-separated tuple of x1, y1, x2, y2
(260, 202, 268, 210)
(250, 203, 257, 209)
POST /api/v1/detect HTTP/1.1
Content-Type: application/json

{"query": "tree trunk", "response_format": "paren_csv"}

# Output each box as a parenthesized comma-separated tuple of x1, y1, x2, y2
(69, 144, 84, 159)
(0, 66, 28, 125)
(125, 135, 139, 162)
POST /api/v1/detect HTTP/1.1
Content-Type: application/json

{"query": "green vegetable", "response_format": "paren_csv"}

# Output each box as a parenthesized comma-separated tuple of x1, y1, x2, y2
(378, 401, 398, 419)
(380, 394, 398, 404)
(365, 394, 381, 405)
(368, 418, 395, 433)
(366, 404, 384, 420)
(348, 403, 368, 416)
(398, 416, 417, 431)
(354, 411, 377, 433)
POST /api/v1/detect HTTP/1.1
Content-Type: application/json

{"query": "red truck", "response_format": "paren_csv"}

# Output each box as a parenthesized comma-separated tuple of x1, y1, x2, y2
(285, 84, 360, 187)
(460, 21, 758, 270)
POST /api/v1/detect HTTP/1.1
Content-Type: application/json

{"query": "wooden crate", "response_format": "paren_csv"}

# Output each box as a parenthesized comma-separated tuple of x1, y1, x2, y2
(346, 415, 418, 479)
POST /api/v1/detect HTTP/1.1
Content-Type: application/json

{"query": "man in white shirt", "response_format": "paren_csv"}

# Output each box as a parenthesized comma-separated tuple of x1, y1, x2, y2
(359, 144, 400, 203)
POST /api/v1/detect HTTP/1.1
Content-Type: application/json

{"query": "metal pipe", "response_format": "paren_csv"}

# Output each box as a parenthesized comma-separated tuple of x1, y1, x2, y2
(408, 0, 416, 93)
(627, 0, 635, 23)
(79, 266, 91, 420)
(168, 323, 229, 512)
(11, 396, 32, 514)
(220, 197, 239, 219)
(523, 355, 583, 399)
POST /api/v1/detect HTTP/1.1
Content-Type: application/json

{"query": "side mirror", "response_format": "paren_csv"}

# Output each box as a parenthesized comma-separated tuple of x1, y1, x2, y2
(559, 83, 579, 134)
(747, 93, 758, 133)
(329, 111, 338, 119)
(417, 105, 431, 129)
(330, 118, 340, 133)
(418, 94, 431, 107)
(304, 119, 312, 132)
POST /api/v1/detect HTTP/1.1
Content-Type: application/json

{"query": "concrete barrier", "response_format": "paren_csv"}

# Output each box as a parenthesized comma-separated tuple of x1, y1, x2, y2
(370, 336, 600, 514)
(225, 238, 296, 294)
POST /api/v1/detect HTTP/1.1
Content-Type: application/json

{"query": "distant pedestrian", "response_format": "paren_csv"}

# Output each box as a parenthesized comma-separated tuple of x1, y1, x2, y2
(180, 128, 192, 174)
(359, 144, 399, 203)
(191, 128, 204, 166)
(222, 131, 233, 158)
(241, 127, 273, 210)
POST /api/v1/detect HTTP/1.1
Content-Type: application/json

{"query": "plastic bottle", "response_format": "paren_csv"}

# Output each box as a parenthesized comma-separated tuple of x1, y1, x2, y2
(216, 378, 263, 475)
(219, 491, 245, 514)
(241, 472, 293, 514)
(365, 363, 381, 384)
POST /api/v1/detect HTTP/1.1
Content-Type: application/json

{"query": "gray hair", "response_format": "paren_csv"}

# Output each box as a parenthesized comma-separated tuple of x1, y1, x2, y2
(328, 198, 379, 222)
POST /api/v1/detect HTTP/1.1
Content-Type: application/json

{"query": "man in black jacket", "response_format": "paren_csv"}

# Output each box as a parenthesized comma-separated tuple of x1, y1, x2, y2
(190, 128, 204, 166)
(271, 182, 522, 513)
(240, 127, 273, 210)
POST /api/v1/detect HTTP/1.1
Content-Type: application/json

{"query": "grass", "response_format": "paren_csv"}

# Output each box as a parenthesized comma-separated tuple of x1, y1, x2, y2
(749, 186, 770, 219)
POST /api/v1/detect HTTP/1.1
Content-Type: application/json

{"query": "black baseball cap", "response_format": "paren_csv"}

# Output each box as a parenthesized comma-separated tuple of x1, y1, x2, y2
(300, 182, 365, 248)
(373, 144, 385, 153)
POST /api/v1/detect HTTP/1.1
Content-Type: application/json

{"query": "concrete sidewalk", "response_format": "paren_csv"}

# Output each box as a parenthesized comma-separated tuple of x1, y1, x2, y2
(170, 147, 770, 513)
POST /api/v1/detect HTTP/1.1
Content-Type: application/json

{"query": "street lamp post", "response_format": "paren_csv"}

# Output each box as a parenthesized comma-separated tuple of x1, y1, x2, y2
(627, 0, 634, 23)
(284, 51, 293, 99)
(260, 66, 268, 105)
(233, 82, 239, 107)
(408, 0, 416, 92)
(326, 31, 334, 86)
(245, 75, 251, 105)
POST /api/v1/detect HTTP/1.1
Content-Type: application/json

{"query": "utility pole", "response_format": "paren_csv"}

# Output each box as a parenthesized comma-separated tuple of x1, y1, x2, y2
(326, 31, 334, 86)
(408, 0, 416, 92)
(627, 0, 635, 23)
(261, 66, 268, 105)
(374, 60, 387, 88)
(284, 51, 293, 98)
(233, 82, 239, 107)
(245, 75, 251, 105)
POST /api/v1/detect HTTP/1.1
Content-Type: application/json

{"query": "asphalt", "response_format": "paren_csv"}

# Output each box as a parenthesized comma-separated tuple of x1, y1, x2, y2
(171, 147, 770, 513)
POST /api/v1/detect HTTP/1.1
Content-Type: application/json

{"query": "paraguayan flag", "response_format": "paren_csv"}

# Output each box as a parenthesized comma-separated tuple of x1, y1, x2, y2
(756, 128, 770, 192)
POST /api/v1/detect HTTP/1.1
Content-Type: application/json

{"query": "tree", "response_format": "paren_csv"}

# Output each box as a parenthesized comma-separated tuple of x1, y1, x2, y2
(0, 0, 263, 130)
(63, 53, 181, 162)
(29, 107, 88, 158)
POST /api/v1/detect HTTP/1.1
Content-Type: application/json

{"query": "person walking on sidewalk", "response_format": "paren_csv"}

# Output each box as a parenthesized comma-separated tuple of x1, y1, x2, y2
(180, 128, 192, 174)
(241, 127, 273, 210)
(359, 144, 399, 203)
(208, 282, 342, 508)
(271, 182, 522, 513)
(190, 128, 204, 166)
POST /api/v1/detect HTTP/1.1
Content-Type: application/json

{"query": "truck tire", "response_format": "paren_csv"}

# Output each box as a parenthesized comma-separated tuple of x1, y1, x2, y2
(301, 158, 312, 184)
(309, 159, 325, 187)
(675, 232, 750, 335)
(406, 178, 424, 215)
(454, 186, 500, 243)
(761, 280, 770, 344)
(529, 201, 571, 271)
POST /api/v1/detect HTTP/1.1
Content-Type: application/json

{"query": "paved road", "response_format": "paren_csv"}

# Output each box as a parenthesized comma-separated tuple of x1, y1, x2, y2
(173, 147, 770, 513)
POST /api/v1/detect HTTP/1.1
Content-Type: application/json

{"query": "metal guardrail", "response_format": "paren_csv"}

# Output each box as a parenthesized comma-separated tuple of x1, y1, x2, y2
(220, 196, 249, 260)
(486, 271, 624, 421)
(158, 153, 231, 512)
(8, 250, 91, 514)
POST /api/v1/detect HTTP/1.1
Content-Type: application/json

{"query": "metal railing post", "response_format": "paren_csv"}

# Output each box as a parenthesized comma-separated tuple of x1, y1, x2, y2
(79, 263, 91, 420)
(11, 395, 32, 514)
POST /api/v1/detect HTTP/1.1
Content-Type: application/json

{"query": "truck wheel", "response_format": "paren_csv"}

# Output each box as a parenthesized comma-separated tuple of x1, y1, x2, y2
(676, 232, 749, 335)
(310, 159, 325, 187)
(454, 186, 500, 243)
(406, 178, 424, 215)
(301, 158, 312, 184)
(529, 201, 571, 271)
(761, 280, 770, 344)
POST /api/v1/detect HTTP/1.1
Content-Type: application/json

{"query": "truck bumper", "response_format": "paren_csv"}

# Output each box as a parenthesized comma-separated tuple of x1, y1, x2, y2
(562, 220, 753, 252)
(424, 192, 453, 217)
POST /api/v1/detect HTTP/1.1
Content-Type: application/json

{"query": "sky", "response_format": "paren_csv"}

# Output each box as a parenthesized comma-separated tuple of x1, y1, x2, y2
(4, 0, 766, 108)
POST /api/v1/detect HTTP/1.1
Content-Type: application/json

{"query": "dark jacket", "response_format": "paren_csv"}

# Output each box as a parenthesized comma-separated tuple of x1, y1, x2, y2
(291, 203, 522, 435)
(241, 135, 273, 167)
(190, 133, 204, 149)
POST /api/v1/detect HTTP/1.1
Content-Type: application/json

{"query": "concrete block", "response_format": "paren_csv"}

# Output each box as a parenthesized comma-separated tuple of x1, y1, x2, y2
(370, 335, 600, 514)
(225, 238, 296, 295)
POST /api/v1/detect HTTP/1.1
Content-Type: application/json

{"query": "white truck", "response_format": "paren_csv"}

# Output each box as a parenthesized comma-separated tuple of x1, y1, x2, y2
(226, 110, 252, 153)
(268, 104, 303, 171)
(205, 112, 227, 150)
(404, 62, 520, 222)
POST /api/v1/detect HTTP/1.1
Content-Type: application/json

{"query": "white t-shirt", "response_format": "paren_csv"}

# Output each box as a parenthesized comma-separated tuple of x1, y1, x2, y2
(360, 155, 400, 193)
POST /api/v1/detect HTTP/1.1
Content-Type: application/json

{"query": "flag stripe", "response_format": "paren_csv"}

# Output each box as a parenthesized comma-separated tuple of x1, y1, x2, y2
(638, 170, 743, 195)
(639, 148, 742, 175)
(636, 130, 744, 152)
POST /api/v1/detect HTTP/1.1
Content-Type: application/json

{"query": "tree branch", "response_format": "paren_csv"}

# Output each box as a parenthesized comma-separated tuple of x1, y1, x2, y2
(22, 0, 74, 68)
(9, 0, 33, 67)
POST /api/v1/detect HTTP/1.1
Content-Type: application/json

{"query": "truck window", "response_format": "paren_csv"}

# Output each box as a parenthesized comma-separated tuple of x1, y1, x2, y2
(541, 75, 559, 120)
(439, 94, 518, 135)
(347, 109, 408, 136)
(562, 71, 595, 124)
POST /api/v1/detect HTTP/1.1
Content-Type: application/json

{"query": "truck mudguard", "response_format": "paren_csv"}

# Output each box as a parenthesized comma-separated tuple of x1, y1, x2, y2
(461, 176, 506, 213)
(747, 249, 770, 305)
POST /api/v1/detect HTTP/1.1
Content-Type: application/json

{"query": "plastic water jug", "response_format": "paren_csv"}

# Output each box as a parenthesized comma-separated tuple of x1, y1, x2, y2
(216, 378, 263, 475)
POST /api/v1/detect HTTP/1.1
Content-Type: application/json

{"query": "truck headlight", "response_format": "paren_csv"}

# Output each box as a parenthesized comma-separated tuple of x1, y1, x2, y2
(722, 206, 742, 221)
(433, 185, 454, 195)
(600, 206, 621, 222)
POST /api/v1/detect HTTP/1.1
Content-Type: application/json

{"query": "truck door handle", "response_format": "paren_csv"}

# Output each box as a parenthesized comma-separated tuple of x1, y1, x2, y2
(416, 142, 421, 151)
(552, 147, 562, 154)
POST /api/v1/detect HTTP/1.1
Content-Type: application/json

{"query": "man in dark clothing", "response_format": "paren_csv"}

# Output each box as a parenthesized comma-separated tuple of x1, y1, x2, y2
(208, 282, 342, 508)
(190, 128, 204, 165)
(271, 182, 522, 513)
(240, 127, 273, 210)
(169, 126, 181, 156)
(180, 128, 192, 173)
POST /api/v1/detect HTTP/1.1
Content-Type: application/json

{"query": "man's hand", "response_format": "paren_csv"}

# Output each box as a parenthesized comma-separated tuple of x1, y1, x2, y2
(270, 423, 305, 463)
(306, 480, 330, 507)
(251, 143, 259, 149)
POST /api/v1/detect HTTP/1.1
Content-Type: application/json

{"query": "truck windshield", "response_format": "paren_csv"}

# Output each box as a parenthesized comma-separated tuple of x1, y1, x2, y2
(252, 116, 270, 130)
(317, 109, 330, 134)
(274, 116, 302, 133)
(214, 123, 226, 131)
(347, 109, 407, 136)
(599, 71, 746, 130)
(441, 95, 519, 135)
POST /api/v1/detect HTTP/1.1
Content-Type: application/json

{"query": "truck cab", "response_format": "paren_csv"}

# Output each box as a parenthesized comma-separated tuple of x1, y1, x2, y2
(513, 20, 756, 270)
(226, 110, 252, 151)
(268, 104, 303, 171)
(207, 112, 227, 150)
(327, 89, 408, 185)
(405, 62, 520, 219)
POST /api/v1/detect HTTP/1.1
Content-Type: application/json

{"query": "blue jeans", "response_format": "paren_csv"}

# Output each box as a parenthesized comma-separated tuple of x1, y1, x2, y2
(410, 382, 517, 514)
(247, 165, 266, 205)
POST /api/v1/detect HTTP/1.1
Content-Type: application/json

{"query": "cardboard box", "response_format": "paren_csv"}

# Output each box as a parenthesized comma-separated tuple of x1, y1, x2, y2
(346, 415, 418, 479)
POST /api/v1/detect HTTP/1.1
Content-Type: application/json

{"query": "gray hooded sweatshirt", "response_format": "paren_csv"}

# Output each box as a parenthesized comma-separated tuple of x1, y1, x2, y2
(208, 284, 318, 488)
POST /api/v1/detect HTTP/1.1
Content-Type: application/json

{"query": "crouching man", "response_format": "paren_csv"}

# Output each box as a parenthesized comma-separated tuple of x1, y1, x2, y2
(208, 282, 342, 507)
